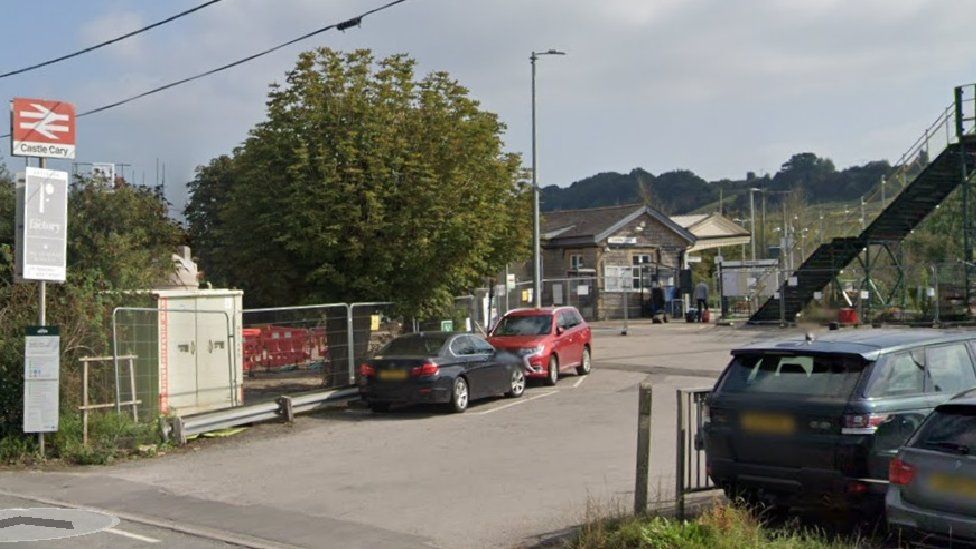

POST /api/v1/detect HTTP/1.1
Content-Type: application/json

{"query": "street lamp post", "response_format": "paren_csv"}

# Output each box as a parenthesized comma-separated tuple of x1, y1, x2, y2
(531, 49, 565, 308)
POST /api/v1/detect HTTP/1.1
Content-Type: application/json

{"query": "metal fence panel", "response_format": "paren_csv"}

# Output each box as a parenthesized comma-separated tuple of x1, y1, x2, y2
(350, 302, 405, 374)
(112, 307, 236, 419)
(241, 303, 350, 403)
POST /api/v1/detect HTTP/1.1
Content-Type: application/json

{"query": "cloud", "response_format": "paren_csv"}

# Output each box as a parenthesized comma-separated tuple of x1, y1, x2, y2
(78, 10, 147, 61)
(6, 0, 976, 213)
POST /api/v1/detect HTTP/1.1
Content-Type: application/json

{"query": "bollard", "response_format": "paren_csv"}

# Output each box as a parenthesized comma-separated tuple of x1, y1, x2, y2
(278, 396, 294, 423)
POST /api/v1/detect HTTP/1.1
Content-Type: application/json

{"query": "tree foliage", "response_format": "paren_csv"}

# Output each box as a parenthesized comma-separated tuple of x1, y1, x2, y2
(0, 169, 182, 439)
(541, 153, 891, 215)
(186, 49, 531, 314)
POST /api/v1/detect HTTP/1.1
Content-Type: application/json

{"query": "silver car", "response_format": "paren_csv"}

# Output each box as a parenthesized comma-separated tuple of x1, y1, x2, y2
(887, 390, 976, 545)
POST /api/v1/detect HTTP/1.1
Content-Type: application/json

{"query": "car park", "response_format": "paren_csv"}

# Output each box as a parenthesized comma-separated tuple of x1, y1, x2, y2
(487, 306, 592, 386)
(702, 330, 976, 515)
(887, 390, 976, 545)
(358, 332, 525, 413)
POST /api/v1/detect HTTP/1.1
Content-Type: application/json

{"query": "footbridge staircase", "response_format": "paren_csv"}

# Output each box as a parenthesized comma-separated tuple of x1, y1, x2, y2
(749, 85, 976, 324)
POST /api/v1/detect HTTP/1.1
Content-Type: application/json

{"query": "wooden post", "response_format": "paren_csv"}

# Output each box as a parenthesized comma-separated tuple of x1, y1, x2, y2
(278, 396, 294, 423)
(634, 383, 653, 515)
(128, 357, 138, 422)
(172, 416, 187, 446)
(82, 360, 89, 447)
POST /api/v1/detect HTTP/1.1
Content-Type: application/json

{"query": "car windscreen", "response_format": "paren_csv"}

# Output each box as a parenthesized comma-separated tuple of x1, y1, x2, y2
(717, 353, 868, 397)
(379, 334, 448, 356)
(910, 405, 976, 455)
(493, 315, 552, 336)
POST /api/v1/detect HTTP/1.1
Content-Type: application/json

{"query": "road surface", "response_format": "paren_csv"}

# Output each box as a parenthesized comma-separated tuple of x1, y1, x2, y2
(0, 322, 801, 548)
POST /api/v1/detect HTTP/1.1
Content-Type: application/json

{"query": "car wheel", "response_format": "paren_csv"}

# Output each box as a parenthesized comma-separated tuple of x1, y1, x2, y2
(369, 402, 391, 413)
(576, 347, 591, 376)
(505, 368, 525, 398)
(545, 355, 559, 386)
(449, 377, 469, 413)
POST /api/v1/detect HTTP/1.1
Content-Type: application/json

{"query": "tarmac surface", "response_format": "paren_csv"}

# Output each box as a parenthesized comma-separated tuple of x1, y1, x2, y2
(0, 321, 805, 548)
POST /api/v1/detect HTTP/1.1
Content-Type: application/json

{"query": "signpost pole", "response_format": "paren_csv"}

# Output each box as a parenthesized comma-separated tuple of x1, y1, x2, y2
(37, 158, 46, 458)
(12, 97, 75, 460)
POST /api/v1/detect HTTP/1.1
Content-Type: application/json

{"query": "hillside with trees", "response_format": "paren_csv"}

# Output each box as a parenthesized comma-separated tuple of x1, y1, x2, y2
(541, 153, 891, 216)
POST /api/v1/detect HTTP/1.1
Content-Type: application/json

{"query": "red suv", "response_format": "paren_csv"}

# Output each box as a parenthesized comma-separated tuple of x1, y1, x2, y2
(487, 307, 592, 385)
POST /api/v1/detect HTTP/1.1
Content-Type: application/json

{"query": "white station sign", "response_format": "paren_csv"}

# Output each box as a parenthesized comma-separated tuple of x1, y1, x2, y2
(16, 167, 69, 282)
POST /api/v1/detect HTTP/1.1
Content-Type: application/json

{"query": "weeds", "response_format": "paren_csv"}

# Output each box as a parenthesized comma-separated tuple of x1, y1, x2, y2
(0, 434, 36, 465)
(0, 410, 168, 466)
(571, 504, 873, 549)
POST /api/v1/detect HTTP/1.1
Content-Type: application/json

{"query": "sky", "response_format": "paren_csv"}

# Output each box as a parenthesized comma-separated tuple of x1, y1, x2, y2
(2, 0, 975, 217)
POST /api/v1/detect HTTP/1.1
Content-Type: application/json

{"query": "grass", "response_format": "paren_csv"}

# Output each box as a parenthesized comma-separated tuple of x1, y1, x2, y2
(1, 411, 170, 466)
(569, 504, 875, 549)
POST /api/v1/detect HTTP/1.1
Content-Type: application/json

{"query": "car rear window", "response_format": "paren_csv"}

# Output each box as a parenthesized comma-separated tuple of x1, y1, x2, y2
(910, 405, 976, 455)
(379, 334, 448, 356)
(718, 353, 868, 397)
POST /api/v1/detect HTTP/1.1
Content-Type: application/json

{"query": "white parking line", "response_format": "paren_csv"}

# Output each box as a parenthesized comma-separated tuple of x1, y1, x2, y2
(571, 376, 587, 389)
(105, 528, 161, 543)
(473, 391, 557, 415)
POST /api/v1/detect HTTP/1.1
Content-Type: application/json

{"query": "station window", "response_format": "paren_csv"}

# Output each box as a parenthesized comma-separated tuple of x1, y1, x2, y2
(632, 254, 651, 289)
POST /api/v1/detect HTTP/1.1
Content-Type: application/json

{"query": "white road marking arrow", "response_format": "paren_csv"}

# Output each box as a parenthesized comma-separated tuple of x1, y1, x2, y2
(19, 104, 70, 139)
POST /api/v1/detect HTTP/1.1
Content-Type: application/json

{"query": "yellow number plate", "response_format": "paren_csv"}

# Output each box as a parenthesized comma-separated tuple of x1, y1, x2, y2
(740, 413, 796, 435)
(930, 473, 976, 499)
(378, 369, 408, 381)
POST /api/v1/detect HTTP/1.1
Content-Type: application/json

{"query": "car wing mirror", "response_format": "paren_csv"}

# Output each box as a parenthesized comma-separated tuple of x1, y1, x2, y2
(555, 326, 563, 336)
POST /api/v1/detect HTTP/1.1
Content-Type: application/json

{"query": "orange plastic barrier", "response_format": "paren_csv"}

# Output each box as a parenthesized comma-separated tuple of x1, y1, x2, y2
(243, 325, 328, 374)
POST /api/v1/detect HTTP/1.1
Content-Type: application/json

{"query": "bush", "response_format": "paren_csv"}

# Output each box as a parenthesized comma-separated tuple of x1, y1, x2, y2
(0, 434, 36, 465)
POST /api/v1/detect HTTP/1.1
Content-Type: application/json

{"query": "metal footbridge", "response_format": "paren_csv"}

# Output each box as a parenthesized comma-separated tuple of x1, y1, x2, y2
(749, 84, 976, 324)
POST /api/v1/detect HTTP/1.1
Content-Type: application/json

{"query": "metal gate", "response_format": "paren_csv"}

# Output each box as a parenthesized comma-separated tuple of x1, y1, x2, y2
(675, 388, 716, 519)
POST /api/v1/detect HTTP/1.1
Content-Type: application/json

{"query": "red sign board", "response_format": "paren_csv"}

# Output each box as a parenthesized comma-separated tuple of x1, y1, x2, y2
(10, 98, 76, 159)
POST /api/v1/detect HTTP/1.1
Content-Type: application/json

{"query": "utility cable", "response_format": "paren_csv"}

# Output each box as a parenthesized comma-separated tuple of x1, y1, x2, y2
(0, 0, 227, 79)
(0, 0, 410, 139)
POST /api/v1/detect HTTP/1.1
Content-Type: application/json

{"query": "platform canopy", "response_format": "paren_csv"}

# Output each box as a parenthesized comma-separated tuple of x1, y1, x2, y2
(671, 212, 750, 253)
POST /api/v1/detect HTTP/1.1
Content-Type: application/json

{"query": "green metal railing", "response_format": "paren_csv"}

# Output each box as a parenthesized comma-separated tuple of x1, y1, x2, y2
(797, 83, 976, 252)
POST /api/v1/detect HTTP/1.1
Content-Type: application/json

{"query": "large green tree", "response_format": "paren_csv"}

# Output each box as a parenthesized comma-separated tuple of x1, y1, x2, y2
(186, 49, 531, 314)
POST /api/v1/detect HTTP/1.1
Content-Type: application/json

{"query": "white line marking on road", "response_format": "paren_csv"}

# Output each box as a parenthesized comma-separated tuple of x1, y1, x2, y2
(105, 528, 161, 543)
(473, 391, 557, 415)
(572, 376, 587, 389)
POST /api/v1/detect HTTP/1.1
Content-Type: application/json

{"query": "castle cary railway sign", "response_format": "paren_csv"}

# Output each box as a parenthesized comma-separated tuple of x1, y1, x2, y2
(10, 98, 76, 159)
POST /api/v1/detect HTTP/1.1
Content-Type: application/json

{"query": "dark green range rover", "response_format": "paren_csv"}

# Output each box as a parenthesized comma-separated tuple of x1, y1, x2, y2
(703, 330, 976, 514)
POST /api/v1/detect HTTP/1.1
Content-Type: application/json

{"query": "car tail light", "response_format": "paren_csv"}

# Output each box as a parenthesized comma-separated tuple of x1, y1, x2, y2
(847, 481, 869, 495)
(411, 361, 439, 377)
(842, 413, 889, 434)
(359, 363, 375, 377)
(889, 457, 916, 486)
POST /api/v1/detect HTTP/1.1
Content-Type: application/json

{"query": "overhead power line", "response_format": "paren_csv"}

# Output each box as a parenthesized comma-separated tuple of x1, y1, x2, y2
(0, 0, 410, 140)
(0, 0, 227, 79)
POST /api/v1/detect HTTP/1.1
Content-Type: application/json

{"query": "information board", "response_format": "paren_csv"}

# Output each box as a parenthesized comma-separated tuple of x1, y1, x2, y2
(23, 326, 59, 433)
